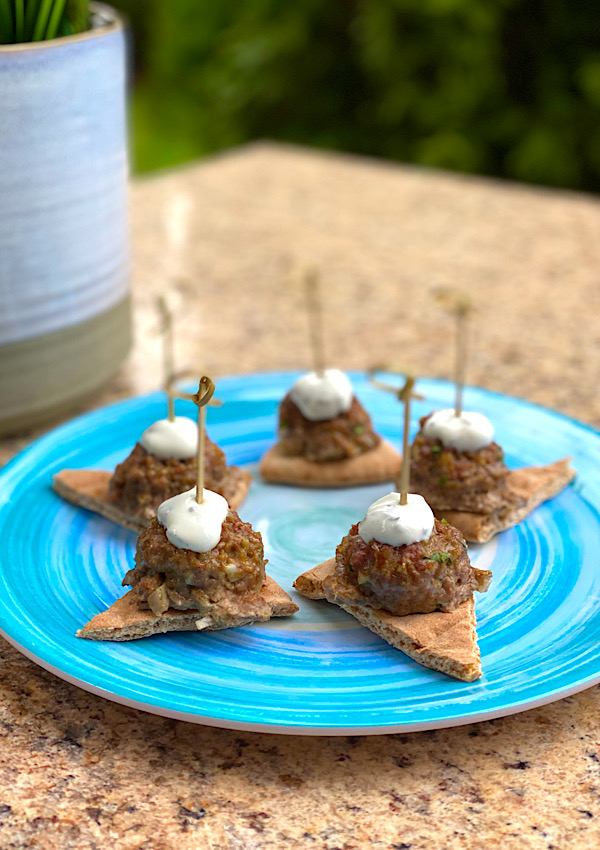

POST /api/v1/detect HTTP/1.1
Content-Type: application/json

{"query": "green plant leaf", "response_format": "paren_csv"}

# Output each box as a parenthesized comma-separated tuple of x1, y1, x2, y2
(14, 0, 23, 41)
(66, 0, 88, 34)
(45, 0, 67, 40)
(32, 0, 55, 41)
(24, 0, 43, 40)
(0, 0, 15, 43)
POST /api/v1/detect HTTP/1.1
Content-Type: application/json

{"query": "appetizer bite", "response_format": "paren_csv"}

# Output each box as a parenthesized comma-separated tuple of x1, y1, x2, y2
(53, 300, 250, 532)
(406, 293, 574, 542)
(78, 378, 297, 641)
(295, 377, 490, 682)
(410, 413, 574, 544)
(260, 270, 401, 487)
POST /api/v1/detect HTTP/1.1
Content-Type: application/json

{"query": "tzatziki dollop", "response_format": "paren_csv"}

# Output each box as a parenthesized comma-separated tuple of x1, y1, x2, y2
(289, 368, 353, 421)
(358, 492, 434, 547)
(423, 409, 494, 452)
(140, 416, 198, 460)
(157, 487, 228, 552)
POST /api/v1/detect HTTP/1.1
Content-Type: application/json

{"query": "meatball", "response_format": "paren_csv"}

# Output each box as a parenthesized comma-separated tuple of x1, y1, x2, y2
(124, 512, 266, 613)
(277, 394, 380, 462)
(335, 518, 490, 616)
(410, 414, 514, 513)
(109, 437, 231, 520)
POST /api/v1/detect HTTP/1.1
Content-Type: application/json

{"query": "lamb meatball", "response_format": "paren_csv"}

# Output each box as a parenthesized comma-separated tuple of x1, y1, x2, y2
(124, 512, 266, 613)
(335, 518, 490, 616)
(109, 436, 231, 520)
(277, 394, 380, 462)
(410, 414, 514, 513)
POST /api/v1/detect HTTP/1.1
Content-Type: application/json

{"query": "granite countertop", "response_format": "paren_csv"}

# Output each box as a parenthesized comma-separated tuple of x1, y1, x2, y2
(1, 143, 600, 848)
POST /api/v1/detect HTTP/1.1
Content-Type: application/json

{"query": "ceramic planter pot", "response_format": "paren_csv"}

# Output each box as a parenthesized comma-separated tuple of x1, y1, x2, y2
(0, 3, 131, 435)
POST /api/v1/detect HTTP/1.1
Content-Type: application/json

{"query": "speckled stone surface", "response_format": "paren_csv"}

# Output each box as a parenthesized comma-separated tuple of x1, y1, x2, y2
(1, 144, 600, 848)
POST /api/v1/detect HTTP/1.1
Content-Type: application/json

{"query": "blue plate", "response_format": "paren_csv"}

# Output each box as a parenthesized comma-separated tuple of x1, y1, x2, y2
(0, 372, 598, 735)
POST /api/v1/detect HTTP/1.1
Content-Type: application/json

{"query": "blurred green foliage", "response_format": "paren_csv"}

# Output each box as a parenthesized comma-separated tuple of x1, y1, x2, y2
(113, 0, 600, 191)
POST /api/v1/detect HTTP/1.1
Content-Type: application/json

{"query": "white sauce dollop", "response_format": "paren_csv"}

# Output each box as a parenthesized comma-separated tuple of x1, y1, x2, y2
(358, 492, 434, 547)
(423, 409, 494, 452)
(140, 416, 198, 460)
(157, 488, 228, 553)
(289, 368, 353, 421)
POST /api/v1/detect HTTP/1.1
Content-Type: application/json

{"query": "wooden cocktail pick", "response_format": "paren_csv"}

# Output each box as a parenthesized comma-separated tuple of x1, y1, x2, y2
(396, 377, 421, 504)
(191, 377, 216, 504)
(367, 367, 424, 504)
(166, 375, 217, 504)
(304, 268, 326, 377)
(435, 288, 474, 418)
(167, 370, 222, 413)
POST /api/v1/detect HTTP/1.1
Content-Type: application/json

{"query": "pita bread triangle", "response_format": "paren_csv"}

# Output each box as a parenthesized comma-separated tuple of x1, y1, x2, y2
(53, 466, 252, 533)
(259, 439, 401, 488)
(294, 558, 482, 682)
(433, 458, 575, 543)
(78, 575, 298, 641)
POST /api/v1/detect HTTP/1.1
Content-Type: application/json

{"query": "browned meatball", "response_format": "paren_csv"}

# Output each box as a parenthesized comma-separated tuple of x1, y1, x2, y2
(410, 414, 514, 513)
(124, 512, 266, 613)
(335, 518, 490, 616)
(109, 436, 231, 520)
(277, 394, 380, 462)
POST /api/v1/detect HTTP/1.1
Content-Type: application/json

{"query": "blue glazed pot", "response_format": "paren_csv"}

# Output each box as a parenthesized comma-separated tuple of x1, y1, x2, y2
(0, 3, 131, 435)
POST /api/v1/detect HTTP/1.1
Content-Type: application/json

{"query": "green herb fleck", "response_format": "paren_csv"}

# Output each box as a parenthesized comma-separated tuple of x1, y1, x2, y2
(353, 424, 365, 435)
(498, 448, 504, 462)
(439, 475, 449, 486)
(441, 518, 449, 525)
(424, 551, 453, 566)
(432, 444, 442, 453)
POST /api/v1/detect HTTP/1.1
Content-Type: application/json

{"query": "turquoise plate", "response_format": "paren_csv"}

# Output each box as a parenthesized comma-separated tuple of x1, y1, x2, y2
(0, 372, 598, 735)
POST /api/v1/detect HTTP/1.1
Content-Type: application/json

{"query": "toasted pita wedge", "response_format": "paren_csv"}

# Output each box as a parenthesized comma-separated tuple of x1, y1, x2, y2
(77, 575, 298, 641)
(294, 558, 482, 682)
(53, 467, 252, 533)
(293, 560, 336, 600)
(259, 439, 401, 488)
(435, 458, 575, 543)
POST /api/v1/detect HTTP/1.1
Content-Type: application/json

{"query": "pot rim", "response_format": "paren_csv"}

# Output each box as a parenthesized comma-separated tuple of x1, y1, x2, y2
(0, 2, 122, 53)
